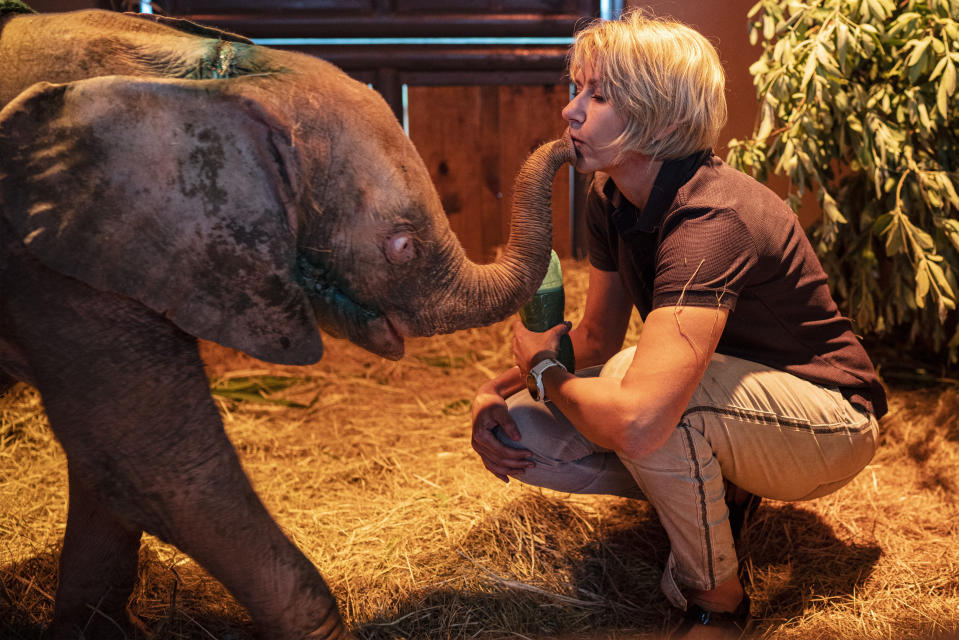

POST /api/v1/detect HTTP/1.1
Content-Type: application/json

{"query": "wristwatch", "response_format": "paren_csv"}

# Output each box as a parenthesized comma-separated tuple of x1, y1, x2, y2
(525, 358, 567, 403)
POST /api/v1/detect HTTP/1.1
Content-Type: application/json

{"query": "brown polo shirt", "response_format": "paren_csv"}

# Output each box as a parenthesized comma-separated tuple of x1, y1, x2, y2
(587, 151, 887, 418)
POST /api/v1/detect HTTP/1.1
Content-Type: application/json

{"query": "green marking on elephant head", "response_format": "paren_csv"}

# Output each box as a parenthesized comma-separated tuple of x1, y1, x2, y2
(294, 254, 380, 339)
(211, 41, 237, 79)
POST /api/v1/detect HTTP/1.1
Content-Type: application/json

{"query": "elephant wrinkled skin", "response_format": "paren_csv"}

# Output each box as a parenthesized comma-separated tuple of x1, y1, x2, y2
(0, 8, 573, 640)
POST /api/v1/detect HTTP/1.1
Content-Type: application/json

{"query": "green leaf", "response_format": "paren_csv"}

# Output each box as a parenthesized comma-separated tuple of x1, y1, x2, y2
(763, 14, 776, 40)
(210, 389, 314, 409)
(912, 222, 936, 251)
(939, 61, 956, 118)
(416, 354, 470, 368)
(874, 0, 895, 18)
(929, 54, 949, 81)
(939, 174, 959, 209)
(209, 374, 315, 409)
(883, 214, 905, 255)
(801, 47, 818, 91)
(756, 103, 776, 140)
(918, 101, 932, 129)
(814, 42, 838, 74)
(907, 37, 930, 65)
(820, 190, 847, 224)
(928, 261, 955, 300)
(915, 266, 929, 308)
(837, 22, 850, 66)
(872, 212, 895, 236)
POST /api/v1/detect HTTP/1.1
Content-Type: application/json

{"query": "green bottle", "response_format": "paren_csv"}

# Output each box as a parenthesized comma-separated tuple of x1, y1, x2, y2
(519, 250, 575, 372)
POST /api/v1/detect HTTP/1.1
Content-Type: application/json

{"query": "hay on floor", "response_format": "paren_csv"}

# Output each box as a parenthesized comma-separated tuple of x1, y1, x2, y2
(1, 259, 957, 639)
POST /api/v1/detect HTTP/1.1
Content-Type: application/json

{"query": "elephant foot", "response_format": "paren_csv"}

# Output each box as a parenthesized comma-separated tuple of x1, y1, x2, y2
(298, 618, 355, 640)
(303, 630, 355, 640)
(50, 471, 143, 640)
(45, 605, 147, 640)
(253, 600, 353, 640)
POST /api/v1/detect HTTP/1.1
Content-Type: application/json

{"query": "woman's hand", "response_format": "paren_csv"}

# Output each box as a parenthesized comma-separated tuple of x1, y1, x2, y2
(511, 320, 571, 374)
(471, 382, 534, 483)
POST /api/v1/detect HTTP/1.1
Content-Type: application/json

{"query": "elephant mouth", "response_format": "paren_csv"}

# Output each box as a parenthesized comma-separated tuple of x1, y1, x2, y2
(295, 256, 405, 359)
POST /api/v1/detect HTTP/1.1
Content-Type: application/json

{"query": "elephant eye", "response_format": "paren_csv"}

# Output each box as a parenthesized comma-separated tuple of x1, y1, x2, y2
(385, 230, 416, 265)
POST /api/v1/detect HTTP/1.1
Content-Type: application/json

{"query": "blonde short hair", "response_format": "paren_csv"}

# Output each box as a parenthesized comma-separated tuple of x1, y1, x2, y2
(568, 9, 727, 161)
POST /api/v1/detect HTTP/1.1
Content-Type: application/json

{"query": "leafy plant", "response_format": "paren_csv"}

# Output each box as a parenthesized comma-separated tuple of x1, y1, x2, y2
(727, 0, 959, 363)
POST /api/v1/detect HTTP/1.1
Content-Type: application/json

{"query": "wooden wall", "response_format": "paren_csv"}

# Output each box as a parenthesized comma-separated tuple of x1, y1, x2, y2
(408, 84, 571, 262)
(628, 0, 819, 227)
(625, 0, 761, 158)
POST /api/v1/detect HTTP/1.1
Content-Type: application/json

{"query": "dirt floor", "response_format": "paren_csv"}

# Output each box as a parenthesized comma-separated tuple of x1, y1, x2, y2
(1, 259, 958, 639)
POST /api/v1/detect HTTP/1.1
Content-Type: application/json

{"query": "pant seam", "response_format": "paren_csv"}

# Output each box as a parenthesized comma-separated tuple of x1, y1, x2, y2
(679, 422, 715, 590)
(682, 404, 869, 435)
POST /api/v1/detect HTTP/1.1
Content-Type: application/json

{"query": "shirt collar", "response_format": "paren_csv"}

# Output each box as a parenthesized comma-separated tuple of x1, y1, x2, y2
(604, 149, 713, 239)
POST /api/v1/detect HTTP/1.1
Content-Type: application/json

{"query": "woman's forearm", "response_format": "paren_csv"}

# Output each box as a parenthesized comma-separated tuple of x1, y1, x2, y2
(481, 365, 525, 398)
(568, 325, 623, 370)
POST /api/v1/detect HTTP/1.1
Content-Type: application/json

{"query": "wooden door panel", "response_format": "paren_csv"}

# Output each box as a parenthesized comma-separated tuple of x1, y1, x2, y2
(497, 84, 572, 257)
(408, 85, 571, 261)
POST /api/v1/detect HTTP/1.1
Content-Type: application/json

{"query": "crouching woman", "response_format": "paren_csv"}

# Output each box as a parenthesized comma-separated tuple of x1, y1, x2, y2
(470, 10, 885, 639)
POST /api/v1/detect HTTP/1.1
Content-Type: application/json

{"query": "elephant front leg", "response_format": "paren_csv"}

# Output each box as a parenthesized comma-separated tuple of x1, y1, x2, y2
(56, 432, 351, 640)
(146, 447, 352, 640)
(10, 269, 353, 639)
(48, 468, 143, 640)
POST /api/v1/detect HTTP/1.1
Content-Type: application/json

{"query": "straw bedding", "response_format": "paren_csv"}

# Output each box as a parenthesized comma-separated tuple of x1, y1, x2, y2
(1, 259, 957, 639)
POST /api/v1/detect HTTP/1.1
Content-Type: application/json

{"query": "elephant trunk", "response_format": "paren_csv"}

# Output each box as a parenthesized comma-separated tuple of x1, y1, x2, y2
(422, 135, 575, 335)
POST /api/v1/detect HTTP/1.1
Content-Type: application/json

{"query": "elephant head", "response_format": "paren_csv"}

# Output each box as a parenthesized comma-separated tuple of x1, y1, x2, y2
(0, 47, 574, 364)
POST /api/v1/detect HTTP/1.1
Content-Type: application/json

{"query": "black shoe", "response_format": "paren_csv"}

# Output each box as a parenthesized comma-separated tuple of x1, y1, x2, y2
(671, 593, 751, 638)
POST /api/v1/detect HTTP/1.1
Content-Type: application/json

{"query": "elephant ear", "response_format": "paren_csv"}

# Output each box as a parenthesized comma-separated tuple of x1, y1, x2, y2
(0, 76, 325, 365)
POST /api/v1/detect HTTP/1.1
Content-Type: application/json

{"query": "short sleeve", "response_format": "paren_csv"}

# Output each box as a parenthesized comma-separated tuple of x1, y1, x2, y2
(652, 207, 757, 310)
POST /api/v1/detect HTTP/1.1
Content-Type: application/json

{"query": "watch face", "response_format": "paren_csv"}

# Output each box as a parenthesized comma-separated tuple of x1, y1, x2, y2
(525, 371, 541, 401)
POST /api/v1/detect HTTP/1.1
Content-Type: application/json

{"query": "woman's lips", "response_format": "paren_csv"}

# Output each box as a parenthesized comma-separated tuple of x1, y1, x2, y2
(569, 138, 584, 160)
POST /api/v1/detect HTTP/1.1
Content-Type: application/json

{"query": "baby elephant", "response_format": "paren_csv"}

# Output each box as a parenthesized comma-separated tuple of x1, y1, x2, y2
(0, 6, 573, 638)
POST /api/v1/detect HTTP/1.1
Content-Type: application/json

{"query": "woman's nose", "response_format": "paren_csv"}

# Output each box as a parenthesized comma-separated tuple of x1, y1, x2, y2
(562, 95, 584, 126)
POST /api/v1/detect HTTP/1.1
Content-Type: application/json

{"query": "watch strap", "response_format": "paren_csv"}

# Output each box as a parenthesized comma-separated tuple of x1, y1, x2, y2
(528, 358, 567, 403)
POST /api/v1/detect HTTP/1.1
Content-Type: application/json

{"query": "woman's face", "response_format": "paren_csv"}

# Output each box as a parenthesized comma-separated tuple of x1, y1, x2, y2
(562, 61, 628, 174)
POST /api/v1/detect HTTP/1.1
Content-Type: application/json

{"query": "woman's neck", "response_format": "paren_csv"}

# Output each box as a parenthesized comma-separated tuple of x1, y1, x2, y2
(606, 154, 663, 212)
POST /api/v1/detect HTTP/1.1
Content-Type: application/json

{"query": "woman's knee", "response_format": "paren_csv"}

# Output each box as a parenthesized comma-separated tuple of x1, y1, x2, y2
(501, 392, 597, 462)
(499, 392, 638, 495)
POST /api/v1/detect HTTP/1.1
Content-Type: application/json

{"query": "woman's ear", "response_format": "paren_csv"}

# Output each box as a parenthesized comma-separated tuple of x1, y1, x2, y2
(0, 76, 324, 364)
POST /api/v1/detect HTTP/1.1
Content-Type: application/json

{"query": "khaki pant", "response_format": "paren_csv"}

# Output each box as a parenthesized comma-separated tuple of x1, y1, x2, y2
(500, 349, 879, 609)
